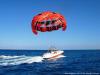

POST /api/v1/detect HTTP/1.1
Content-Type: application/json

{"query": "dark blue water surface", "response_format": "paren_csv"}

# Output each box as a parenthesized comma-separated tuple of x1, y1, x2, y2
(0, 50, 100, 75)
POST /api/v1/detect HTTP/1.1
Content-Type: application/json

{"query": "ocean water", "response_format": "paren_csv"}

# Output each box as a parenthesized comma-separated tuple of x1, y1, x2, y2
(0, 50, 100, 75)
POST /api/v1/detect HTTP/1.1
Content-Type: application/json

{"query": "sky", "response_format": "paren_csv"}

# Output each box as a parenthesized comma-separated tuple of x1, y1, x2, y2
(0, 0, 100, 50)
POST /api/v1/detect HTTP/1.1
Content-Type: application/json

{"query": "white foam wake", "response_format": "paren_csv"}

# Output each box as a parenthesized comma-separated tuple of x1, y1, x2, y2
(55, 55, 66, 58)
(0, 55, 44, 66)
(0, 55, 66, 66)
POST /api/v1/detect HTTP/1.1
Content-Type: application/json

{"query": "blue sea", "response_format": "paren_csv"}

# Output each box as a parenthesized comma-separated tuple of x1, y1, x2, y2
(0, 50, 100, 75)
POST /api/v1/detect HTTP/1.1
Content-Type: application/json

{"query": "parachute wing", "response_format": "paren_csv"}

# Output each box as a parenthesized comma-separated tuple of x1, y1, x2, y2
(31, 11, 67, 35)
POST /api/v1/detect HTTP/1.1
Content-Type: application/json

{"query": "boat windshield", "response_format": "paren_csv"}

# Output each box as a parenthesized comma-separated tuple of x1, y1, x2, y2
(48, 47, 58, 53)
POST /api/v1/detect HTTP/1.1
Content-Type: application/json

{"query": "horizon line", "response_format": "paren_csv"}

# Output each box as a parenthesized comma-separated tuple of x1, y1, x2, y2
(0, 48, 100, 50)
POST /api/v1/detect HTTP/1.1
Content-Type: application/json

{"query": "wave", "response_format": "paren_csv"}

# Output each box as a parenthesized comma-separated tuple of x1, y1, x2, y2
(0, 55, 43, 66)
(55, 55, 66, 58)
(0, 55, 66, 66)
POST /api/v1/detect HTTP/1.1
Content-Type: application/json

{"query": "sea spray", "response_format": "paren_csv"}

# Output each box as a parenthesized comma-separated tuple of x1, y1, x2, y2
(0, 55, 44, 66)
(0, 55, 65, 66)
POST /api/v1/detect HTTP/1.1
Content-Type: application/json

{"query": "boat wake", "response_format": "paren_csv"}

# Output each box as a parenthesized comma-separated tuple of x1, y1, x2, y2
(0, 55, 43, 66)
(0, 55, 65, 66)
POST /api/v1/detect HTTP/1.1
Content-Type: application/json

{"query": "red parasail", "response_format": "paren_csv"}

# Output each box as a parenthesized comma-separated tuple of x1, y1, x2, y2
(31, 11, 67, 35)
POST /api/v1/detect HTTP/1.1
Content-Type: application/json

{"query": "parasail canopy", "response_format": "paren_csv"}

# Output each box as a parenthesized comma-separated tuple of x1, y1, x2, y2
(31, 11, 67, 35)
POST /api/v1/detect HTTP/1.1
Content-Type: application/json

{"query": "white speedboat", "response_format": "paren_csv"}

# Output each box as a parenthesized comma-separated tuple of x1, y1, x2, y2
(42, 47, 64, 59)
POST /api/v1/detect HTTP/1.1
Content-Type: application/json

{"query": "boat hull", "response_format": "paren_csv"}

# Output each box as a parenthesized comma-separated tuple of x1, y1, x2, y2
(43, 50, 64, 59)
